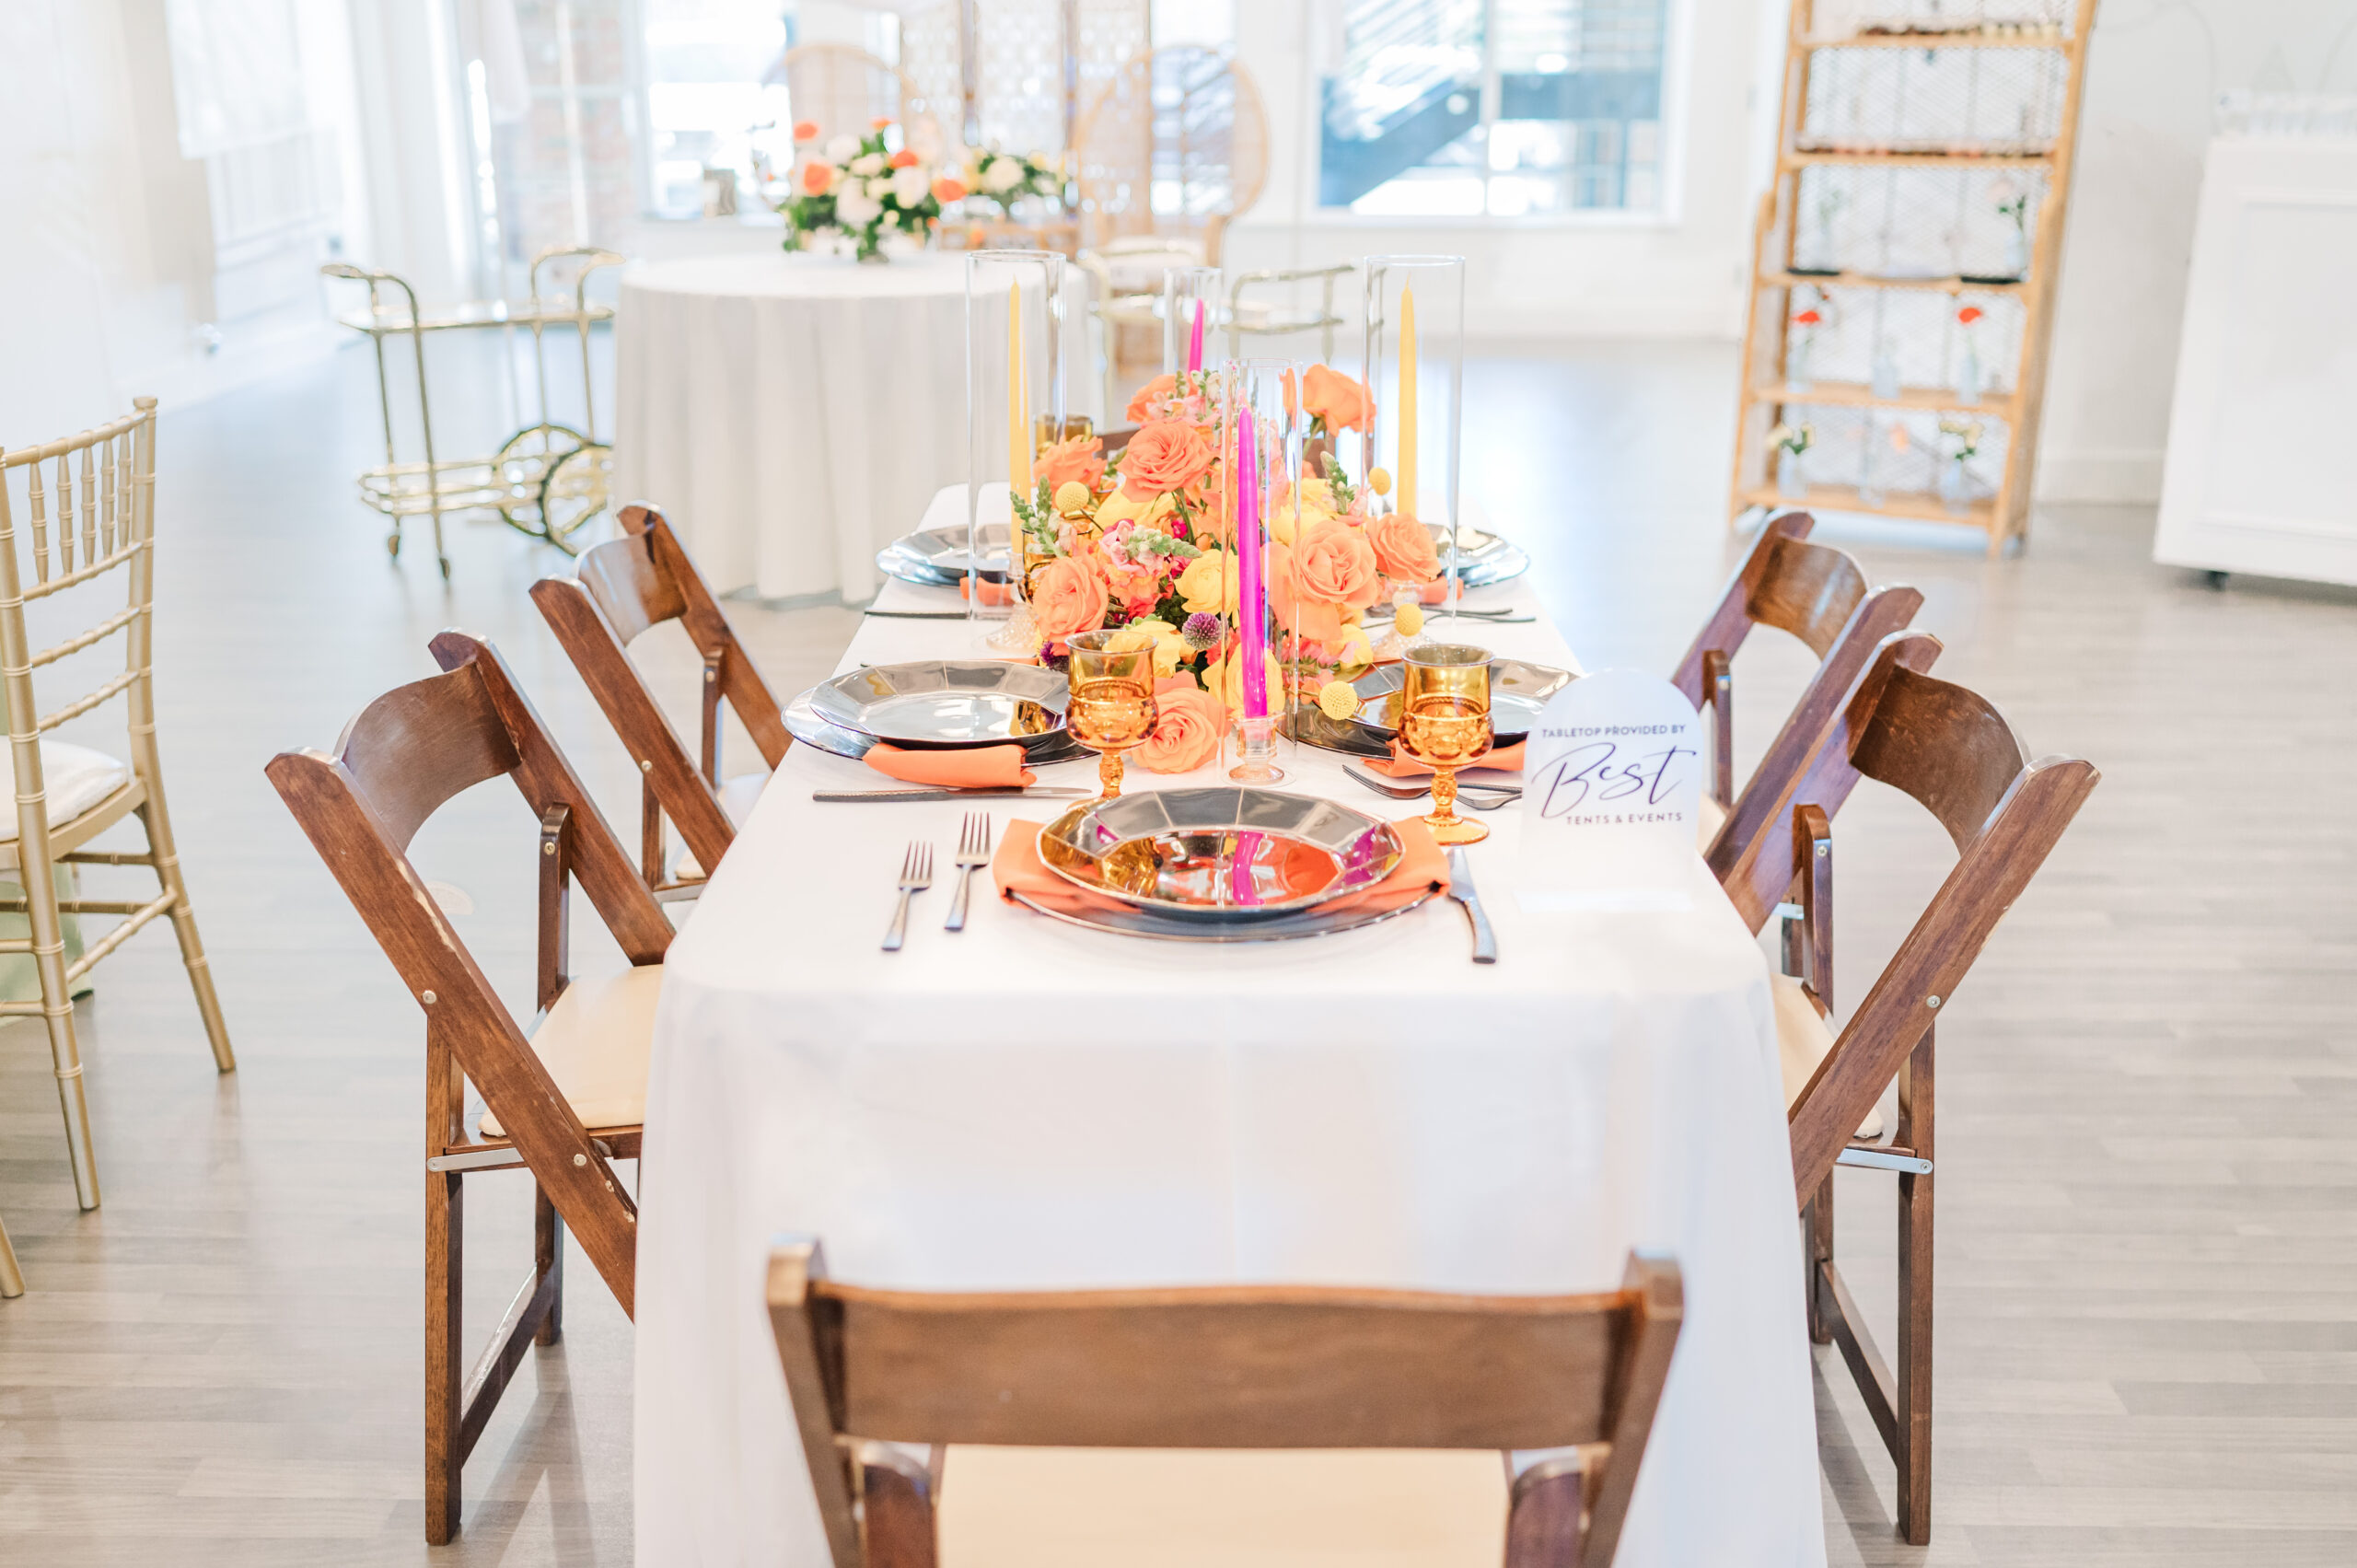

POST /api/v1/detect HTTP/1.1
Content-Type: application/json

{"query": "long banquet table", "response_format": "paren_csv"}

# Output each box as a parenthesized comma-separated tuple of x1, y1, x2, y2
(633, 566, 1829, 1568)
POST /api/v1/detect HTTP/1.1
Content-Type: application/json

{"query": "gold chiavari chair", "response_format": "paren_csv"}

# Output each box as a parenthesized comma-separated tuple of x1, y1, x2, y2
(768, 1241, 1683, 1568)
(0, 398, 235, 1234)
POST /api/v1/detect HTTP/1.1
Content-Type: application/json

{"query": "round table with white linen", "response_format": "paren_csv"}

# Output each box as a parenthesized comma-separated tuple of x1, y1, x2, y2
(630, 549, 1829, 1568)
(612, 252, 1095, 603)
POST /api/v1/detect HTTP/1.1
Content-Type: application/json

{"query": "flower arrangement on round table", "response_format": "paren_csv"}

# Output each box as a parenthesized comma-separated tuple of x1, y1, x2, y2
(780, 120, 960, 261)
(962, 145, 1064, 213)
(1015, 366, 1434, 773)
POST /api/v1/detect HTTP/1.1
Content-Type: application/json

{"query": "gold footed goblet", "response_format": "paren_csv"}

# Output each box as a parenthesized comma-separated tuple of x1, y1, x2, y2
(1398, 642, 1495, 846)
(1064, 628, 1157, 799)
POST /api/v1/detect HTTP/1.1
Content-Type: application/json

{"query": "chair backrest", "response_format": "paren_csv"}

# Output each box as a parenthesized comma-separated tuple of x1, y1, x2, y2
(0, 400, 167, 836)
(533, 503, 791, 891)
(769, 1240, 1682, 1568)
(780, 43, 942, 152)
(265, 631, 667, 1315)
(1758, 634, 2099, 1201)
(1672, 512, 1922, 879)
(1074, 47, 1268, 264)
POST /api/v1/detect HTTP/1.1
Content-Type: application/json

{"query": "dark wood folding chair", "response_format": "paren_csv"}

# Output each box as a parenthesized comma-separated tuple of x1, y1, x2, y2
(531, 502, 793, 899)
(1723, 631, 2097, 1544)
(767, 1241, 1682, 1568)
(265, 630, 666, 1543)
(1671, 511, 1922, 864)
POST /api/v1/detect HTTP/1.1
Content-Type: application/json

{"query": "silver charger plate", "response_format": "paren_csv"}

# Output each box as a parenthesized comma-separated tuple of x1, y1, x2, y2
(1008, 882, 1438, 943)
(1432, 523, 1532, 589)
(1339, 658, 1573, 749)
(785, 686, 1089, 765)
(811, 660, 1070, 751)
(876, 523, 1011, 587)
(1037, 787, 1404, 920)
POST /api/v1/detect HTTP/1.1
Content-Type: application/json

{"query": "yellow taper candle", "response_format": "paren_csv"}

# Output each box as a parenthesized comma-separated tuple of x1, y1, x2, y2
(1008, 282, 1032, 502)
(1397, 283, 1418, 518)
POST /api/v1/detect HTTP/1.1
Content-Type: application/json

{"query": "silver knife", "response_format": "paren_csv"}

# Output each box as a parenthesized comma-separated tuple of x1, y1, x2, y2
(1446, 847, 1498, 964)
(813, 786, 1092, 803)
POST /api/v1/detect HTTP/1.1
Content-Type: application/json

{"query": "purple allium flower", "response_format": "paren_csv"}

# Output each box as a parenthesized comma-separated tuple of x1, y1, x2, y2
(1181, 611, 1222, 651)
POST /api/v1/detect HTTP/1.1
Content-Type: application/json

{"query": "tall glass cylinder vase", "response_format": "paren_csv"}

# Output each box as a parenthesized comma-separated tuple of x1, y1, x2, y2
(964, 250, 1068, 655)
(1164, 267, 1222, 380)
(1221, 359, 1301, 784)
(1363, 256, 1466, 621)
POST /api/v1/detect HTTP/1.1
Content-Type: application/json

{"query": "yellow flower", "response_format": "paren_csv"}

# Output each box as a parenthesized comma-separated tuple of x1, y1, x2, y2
(1052, 480, 1094, 514)
(1114, 617, 1188, 678)
(1335, 627, 1376, 675)
(1201, 647, 1285, 714)
(1393, 602, 1424, 638)
(1094, 488, 1147, 526)
(1316, 679, 1360, 720)
(1295, 476, 1338, 512)
(1367, 467, 1392, 497)
(1267, 496, 1331, 547)
(1177, 549, 1235, 615)
(1106, 625, 1158, 655)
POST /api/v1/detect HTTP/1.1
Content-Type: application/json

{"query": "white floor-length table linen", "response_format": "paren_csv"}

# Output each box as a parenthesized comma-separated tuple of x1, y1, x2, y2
(612, 253, 1096, 603)
(633, 565, 1828, 1568)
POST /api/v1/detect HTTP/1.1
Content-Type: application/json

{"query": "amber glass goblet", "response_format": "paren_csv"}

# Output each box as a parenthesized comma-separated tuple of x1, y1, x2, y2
(1397, 643, 1494, 846)
(1064, 629, 1157, 799)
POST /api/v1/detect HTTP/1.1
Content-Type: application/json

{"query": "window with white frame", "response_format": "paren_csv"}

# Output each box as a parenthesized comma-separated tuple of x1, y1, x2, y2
(1321, 0, 1668, 216)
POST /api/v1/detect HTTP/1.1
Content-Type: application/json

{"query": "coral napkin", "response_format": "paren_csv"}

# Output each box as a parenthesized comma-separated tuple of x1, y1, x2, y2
(1364, 739, 1527, 778)
(993, 817, 1449, 918)
(864, 744, 1036, 788)
(958, 576, 1014, 606)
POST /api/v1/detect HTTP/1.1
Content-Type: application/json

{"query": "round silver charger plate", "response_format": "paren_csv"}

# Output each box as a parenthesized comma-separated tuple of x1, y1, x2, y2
(1037, 786, 1404, 920)
(784, 687, 1089, 765)
(1340, 657, 1573, 749)
(811, 660, 1070, 750)
(876, 521, 1528, 591)
(876, 523, 1010, 587)
(1007, 882, 1438, 943)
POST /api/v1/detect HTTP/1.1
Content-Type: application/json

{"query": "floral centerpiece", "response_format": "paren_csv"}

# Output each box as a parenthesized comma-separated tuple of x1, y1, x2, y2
(1012, 365, 1435, 772)
(780, 120, 961, 261)
(962, 145, 1064, 213)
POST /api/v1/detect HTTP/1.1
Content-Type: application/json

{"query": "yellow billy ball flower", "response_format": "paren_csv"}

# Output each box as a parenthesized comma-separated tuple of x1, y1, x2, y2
(1394, 602, 1425, 638)
(1052, 480, 1094, 515)
(1316, 679, 1361, 721)
(1367, 467, 1392, 497)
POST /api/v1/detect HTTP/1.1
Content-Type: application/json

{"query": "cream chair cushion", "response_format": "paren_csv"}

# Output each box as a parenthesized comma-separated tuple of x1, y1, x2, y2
(677, 770, 770, 882)
(479, 963, 663, 1137)
(1771, 971, 1883, 1140)
(1696, 793, 1727, 854)
(0, 742, 132, 842)
(938, 1447, 1507, 1568)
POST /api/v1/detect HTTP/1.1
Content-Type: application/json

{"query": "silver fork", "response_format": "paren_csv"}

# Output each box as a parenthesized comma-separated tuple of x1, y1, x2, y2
(881, 841, 934, 952)
(945, 812, 993, 932)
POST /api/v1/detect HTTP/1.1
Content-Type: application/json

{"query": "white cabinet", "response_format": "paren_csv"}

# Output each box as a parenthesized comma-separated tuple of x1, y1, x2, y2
(2153, 135, 2357, 587)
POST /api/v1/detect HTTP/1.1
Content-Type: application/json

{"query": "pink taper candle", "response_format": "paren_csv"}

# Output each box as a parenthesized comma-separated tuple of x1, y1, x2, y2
(1235, 407, 1267, 718)
(1187, 299, 1205, 374)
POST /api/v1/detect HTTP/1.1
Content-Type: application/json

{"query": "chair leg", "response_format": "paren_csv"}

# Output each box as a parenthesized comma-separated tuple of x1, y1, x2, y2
(134, 799, 236, 1072)
(1895, 1029, 1935, 1546)
(426, 1167, 463, 1544)
(534, 1183, 565, 1346)
(20, 830, 99, 1210)
(1805, 1174, 1833, 1345)
(0, 1207, 24, 1298)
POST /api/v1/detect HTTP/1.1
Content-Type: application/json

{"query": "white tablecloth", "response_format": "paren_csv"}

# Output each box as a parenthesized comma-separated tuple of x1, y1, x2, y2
(633, 565, 1828, 1568)
(612, 253, 1096, 602)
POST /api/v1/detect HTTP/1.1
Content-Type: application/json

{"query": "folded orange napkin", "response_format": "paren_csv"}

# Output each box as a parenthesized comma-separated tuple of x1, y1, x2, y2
(993, 816, 1448, 918)
(1365, 739, 1527, 778)
(958, 575, 1014, 606)
(1417, 579, 1452, 604)
(864, 743, 1036, 788)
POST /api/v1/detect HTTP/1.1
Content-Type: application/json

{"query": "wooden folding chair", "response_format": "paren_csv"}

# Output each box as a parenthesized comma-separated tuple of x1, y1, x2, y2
(266, 630, 665, 1543)
(767, 1242, 1683, 1568)
(1725, 632, 2097, 1543)
(0, 398, 235, 1230)
(1671, 511, 1922, 862)
(531, 503, 791, 898)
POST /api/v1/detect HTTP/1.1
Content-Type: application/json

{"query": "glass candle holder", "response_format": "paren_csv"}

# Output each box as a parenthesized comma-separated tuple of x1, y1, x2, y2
(1364, 255, 1466, 622)
(965, 249, 1066, 654)
(1397, 642, 1494, 846)
(1064, 628, 1158, 799)
(1165, 266, 1222, 376)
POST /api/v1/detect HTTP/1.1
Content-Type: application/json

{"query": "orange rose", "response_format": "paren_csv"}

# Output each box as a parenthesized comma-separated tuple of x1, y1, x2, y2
(932, 176, 967, 203)
(1269, 520, 1381, 645)
(1028, 555, 1109, 643)
(1301, 366, 1373, 434)
(1124, 373, 1177, 424)
(1119, 419, 1214, 500)
(793, 121, 820, 143)
(1366, 509, 1439, 584)
(888, 149, 919, 169)
(1039, 435, 1106, 493)
(799, 161, 837, 196)
(1137, 679, 1229, 773)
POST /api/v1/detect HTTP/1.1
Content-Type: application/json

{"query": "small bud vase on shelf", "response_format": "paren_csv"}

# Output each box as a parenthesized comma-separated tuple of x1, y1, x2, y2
(1871, 349, 1900, 401)
(1778, 447, 1807, 498)
(1938, 457, 1969, 513)
(1955, 304, 1987, 405)
(1784, 317, 1818, 395)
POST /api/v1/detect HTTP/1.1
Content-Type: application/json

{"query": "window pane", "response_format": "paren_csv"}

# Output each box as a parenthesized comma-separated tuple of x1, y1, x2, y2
(1321, 0, 1668, 217)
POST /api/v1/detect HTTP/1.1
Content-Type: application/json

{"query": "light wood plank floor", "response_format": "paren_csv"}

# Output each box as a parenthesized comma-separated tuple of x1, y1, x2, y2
(1, 337, 2351, 1565)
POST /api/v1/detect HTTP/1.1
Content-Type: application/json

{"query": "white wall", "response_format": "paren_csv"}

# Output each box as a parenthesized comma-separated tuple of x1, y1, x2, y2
(2038, 0, 2357, 504)
(1224, 0, 1777, 341)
